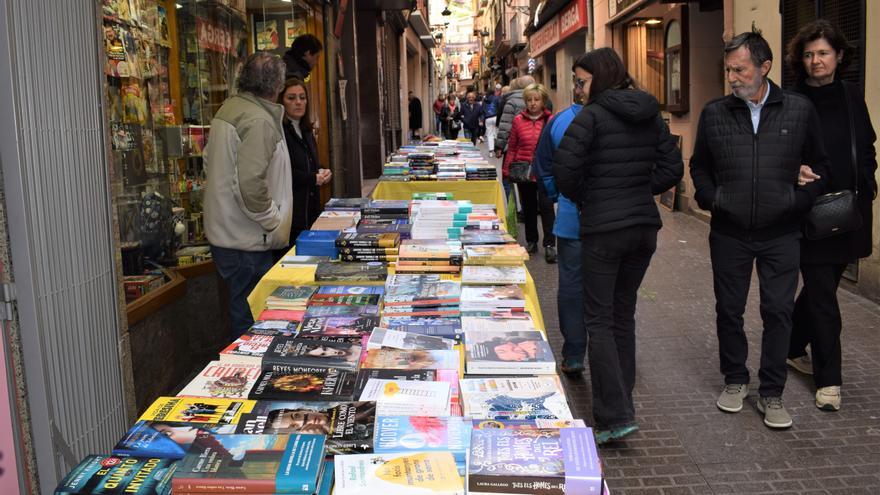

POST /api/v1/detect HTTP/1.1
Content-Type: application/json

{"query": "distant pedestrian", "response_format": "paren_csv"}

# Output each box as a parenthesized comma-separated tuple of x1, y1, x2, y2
(482, 84, 502, 150)
(408, 91, 423, 141)
(690, 31, 829, 429)
(440, 94, 461, 140)
(433, 94, 445, 135)
(204, 52, 292, 338)
(553, 48, 683, 443)
(459, 92, 483, 145)
(504, 83, 554, 259)
(283, 34, 323, 82)
(783, 20, 877, 412)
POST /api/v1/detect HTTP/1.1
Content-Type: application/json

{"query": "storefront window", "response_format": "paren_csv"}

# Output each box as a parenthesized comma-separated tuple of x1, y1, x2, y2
(664, 12, 689, 114)
(100, 0, 325, 301)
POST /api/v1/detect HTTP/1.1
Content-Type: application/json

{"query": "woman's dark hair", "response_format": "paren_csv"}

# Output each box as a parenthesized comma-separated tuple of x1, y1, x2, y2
(785, 19, 853, 82)
(289, 33, 323, 58)
(278, 78, 313, 132)
(572, 48, 635, 102)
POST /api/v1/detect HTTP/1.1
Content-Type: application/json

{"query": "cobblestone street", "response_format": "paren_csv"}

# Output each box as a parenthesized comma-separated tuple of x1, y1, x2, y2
(523, 208, 880, 494)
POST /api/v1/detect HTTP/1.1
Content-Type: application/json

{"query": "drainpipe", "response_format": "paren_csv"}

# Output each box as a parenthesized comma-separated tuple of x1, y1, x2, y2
(586, 0, 594, 51)
(723, 0, 734, 43)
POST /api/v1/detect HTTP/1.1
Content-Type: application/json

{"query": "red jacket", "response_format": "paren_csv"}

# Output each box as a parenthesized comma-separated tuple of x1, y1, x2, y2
(433, 99, 445, 115)
(503, 109, 552, 180)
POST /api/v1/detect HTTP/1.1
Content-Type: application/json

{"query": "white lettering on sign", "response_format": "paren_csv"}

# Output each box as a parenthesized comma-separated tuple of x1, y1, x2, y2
(559, 0, 587, 39)
(196, 17, 233, 54)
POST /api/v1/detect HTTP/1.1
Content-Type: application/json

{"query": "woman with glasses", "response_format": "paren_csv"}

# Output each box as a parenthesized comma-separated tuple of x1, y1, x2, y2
(784, 20, 877, 412)
(553, 48, 683, 444)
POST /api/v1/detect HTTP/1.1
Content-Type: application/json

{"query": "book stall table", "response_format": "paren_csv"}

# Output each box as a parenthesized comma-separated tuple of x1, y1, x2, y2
(372, 180, 508, 227)
(246, 248, 547, 333)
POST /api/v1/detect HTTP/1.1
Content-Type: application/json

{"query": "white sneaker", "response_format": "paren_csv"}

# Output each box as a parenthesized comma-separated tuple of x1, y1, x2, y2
(786, 355, 813, 375)
(815, 386, 841, 411)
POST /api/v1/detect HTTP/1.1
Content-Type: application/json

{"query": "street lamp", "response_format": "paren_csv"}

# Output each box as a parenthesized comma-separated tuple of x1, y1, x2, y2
(441, 4, 451, 16)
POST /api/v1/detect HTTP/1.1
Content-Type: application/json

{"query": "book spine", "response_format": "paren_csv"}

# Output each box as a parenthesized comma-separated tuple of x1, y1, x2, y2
(360, 208, 410, 215)
(340, 255, 399, 262)
(468, 474, 565, 495)
(335, 240, 398, 248)
(172, 478, 277, 493)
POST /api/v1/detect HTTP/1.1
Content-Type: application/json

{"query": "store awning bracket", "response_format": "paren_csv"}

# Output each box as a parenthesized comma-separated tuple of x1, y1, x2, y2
(0, 282, 15, 321)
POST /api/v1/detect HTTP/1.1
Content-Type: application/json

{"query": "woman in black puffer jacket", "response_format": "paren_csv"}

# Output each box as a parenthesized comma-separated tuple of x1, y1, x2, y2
(553, 48, 683, 443)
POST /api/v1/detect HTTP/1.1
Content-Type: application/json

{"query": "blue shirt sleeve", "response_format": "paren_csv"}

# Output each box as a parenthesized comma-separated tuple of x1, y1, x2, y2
(532, 118, 558, 201)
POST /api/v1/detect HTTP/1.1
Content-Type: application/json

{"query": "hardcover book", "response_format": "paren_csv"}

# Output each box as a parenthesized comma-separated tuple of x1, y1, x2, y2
(235, 401, 376, 455)
(176, 361, 263, 399)
(113, 421, 236, 459)
(172, 434, 326, 494)
(334, 451, 464, 495)
(459, 377, 572, 420)
(138, 397, 255, 425)
(262, 337, 362, 371)
(55, 455, 178, 495)
(467, 428, 603, 495)
(248, 365, 358, 402)
(464, 330, 556, 375)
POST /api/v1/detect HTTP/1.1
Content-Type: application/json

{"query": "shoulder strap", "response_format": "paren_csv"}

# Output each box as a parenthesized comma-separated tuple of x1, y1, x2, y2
(842, 82, 859, 195)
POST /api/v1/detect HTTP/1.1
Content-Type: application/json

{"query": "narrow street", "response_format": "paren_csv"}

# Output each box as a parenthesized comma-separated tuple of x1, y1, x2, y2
(473, 140, 880, 494)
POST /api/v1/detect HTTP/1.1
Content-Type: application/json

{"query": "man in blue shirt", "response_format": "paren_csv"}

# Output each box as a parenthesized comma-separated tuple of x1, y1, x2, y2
(532, 70, 588, 374)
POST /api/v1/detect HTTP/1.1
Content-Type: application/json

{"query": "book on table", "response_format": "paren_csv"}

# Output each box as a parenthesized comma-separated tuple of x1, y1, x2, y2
(248, 364, 358, 402)
(384, 274, 461, 306)
(467, 427, 603, 495)
(314, 261, 388, 282)
(367, 327, 456, 351)
(360, 348, 461, 371)
(333, 451, 464, 495)
(172, 433, 326, 494)
(219, 333, 276, 366)
(265, 285, 318, 311)
(374, 416, 472, 475)
(358, 378, 452, 417)
(234, 400, 376, 455)
(54, 455, 178, 495)
(459, 376, 573, 420)
(311, 285, 385, 297)
(464, 329, 556, 375)
(460, 285, 526, 312)
(461, 265, 527, 285)
(297, 315, 380, 342)
(113, 420, 237, 459)
(138, 397, 255, 425)
(262, 337, 362, 371)
(471, 418, 587, 430)
(248, 319, 300, 337)
(176, 361, 262, 399)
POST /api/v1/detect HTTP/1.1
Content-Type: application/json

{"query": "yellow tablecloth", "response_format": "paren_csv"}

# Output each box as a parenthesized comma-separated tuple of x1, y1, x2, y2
(247, 253, 546, 333)
(372, 180, 507, 220)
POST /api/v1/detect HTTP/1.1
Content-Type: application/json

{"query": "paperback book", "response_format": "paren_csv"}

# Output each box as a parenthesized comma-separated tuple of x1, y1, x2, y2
(367, 327, 456, 351)
(335, 232, 401, 248)
(298, 315, 380, 341)
(262, 337, 362, 371)
(384, 274, 461, 306)
(358, 379, 451, 417)
(459, 377, 573, 420)
(353, 368, 444, 395)
(248, 319, 299, 337)
(303, 304, 381, 317)
(138, 397, 255, 425)
(280, 255, 332, 267)
(55, 455, 178, 495)
(113, 421, 236, 459)
(219, 333, 276, 365)
(461, 265, 527, 285)
(467, 428, 603, 495)
(314, 261, 388, 282)
(360, 349, 461, 371)
(248, 364, 358, 402)
(266, 285, 318, 311)
(235, 401, 376, 455)
(176, 361, 262, 399)
(334, 451, 464, 495)
(374, 416, 472, 474)
(312, 285, 385, 296)
(172, 433, 326, 494)
(464, 330, 556, 375)
(471, 419, 587, 430)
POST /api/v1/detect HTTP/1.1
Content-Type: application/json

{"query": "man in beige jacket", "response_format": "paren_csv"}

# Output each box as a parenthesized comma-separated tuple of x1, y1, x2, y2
(204, 52, 292, 338)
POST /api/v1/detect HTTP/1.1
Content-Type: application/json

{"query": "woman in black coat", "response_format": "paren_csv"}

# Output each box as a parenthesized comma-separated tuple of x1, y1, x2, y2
(439, 94, 461, 140)
(277, 78, 332, 255)
(552, 48, 683, 443)
(785, 20, 876, 412)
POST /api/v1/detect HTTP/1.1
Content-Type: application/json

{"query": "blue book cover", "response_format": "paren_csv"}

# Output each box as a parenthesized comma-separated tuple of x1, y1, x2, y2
(113, 421, 236, 459)
(314, 285, 386, 296)
(55, 455, 178, 495)
(172, 434, 326, 494)
(374, 416, 471, 474)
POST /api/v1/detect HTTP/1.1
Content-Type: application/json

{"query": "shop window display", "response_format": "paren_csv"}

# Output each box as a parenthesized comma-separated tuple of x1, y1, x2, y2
(102, 0, 319, 300)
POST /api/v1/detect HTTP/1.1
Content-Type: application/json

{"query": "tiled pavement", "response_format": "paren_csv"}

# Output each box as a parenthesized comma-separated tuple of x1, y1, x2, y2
(524, 209, 880, 494)
(473, 140, 880, 494)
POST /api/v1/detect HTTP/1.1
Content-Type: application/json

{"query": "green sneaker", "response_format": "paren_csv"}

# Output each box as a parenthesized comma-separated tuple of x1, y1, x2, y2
(594, 424, 639, 445)
(716, 383, 749, 413)
(757, 396, 793, 429)
(560, 359, 585, 375)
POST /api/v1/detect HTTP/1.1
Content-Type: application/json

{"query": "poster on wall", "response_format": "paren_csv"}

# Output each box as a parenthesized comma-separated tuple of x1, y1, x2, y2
(157, 5, 170, 46)
(255, 20, 279, 50)
(122, 81, 148, 125)
(285, 19, 305, 47)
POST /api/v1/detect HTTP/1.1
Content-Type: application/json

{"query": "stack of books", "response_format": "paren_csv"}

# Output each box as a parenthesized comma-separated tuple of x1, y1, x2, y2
(464, 328, 556, 375)
(408, 152, 436, 179)
(310, 210, 360, 230)
(265, 285, 317, 311)
(335, 232, 401, 262)
(382, 154, 410, 179)
(410, 200, 503, 240)
(325, 197, 370, 211)
(459, 231, 517, 246)
(314, 260, 388, 283)
(465, 161, 497, 180)
(383, 274, 461, 317)
(396, 239, 463, 274)
(460, 284, 527, 314)
(436, 159, 466, 180)
(360, 200, 410, 222)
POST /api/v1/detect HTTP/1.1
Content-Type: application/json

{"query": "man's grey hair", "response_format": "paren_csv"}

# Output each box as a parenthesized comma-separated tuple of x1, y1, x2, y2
(724, 31, 773, 68)
(237, 52, 286, 100)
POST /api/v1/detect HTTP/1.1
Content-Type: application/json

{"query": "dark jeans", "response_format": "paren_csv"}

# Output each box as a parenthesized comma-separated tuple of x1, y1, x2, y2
(211, 245, 275, 339)
(581, 225, 657, 429)
(558, 237, 586, 362)
(709, 230, 800, 397)
(789, 262, 847, 388)
(517, 181, 556, 246)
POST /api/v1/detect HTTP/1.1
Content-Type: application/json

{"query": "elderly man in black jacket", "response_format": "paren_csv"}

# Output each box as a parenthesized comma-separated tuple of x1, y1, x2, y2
(690, 31, 829, 430)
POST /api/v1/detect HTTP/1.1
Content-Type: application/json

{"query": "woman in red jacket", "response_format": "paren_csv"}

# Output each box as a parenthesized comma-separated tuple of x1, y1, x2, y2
(504, 83, 556, 262)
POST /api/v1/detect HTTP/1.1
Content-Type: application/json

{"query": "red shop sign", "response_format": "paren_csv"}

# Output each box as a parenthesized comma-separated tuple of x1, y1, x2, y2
(196, 17, 234, 54)
(530, 0, 588, 57)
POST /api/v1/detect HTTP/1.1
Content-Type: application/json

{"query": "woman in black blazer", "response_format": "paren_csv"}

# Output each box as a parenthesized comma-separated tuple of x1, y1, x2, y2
(278, 78, 332, 253)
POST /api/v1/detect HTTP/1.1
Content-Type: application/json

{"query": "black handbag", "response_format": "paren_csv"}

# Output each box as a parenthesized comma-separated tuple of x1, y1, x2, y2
(804, 84, 862, 240)
(508, 161, 532, 183)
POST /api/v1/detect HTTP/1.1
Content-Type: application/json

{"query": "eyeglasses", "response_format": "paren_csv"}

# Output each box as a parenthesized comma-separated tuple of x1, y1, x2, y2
(573, 77, 589, 89)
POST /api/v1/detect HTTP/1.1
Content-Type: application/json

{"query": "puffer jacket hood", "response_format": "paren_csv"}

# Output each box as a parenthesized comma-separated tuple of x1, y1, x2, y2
(595, 89, 659, 123)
